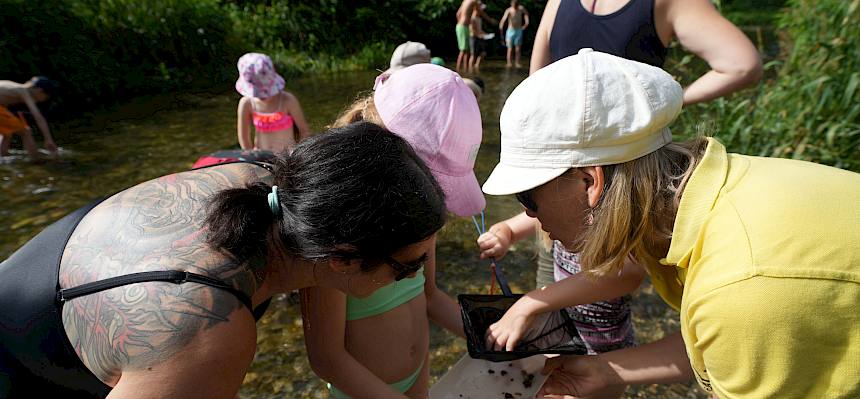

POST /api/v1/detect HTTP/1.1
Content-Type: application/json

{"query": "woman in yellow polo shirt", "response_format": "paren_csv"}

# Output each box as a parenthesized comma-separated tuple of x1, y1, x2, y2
(481, 49, 860, 398)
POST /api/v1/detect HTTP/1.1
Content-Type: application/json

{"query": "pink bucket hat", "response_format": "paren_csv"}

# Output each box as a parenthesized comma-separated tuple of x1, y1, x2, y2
(373, 64, 486, 217)
(235, 53, 285, 99)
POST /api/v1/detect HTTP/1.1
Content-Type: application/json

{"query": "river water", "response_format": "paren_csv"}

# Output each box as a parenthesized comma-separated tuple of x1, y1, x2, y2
(1, 60, 712, 398)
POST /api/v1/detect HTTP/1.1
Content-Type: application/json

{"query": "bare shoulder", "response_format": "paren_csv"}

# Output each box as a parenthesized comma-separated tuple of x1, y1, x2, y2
(281, 91, 300, 104)
(238, 96, 253, 110)
(58, 163, 269, 384)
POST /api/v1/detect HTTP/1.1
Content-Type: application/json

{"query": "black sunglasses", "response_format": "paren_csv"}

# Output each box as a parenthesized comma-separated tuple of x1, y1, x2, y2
(515, 189, 538, 212)
(385, 253, 428, 281)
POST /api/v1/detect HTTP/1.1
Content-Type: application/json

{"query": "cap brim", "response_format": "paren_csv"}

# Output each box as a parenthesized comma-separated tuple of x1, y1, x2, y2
(434, 170, 486, 217)
(382, 65, 405, 76)
(482, 163, 569, 196)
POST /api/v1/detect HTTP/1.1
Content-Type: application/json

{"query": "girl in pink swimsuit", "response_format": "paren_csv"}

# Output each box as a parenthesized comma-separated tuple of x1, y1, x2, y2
(236, 53, 310, 154)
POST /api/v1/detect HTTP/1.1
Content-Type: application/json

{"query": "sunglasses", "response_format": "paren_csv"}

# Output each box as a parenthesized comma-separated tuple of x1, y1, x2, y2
(385, 253, 428, 281)
(515, 189, 538, 212)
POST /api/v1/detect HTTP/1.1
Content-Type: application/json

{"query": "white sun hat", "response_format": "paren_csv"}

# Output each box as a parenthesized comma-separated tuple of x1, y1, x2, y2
(482, 48, 683, 195)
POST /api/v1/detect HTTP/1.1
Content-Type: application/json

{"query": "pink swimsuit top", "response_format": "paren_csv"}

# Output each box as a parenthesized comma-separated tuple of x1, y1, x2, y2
(251, 96, 294, 133)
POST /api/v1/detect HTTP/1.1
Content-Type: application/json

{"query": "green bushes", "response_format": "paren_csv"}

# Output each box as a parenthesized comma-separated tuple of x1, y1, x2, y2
(0, 0, 475, 113)
(674, 0, 860, 171)
(0, 0, 236, 112)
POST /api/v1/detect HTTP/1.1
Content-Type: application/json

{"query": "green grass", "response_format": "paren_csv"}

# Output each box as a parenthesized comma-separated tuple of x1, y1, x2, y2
(671, 0, 860, 171)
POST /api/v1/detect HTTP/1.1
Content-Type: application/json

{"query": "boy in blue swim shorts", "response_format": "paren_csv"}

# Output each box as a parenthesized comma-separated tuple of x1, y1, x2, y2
(499, 0, 529, 67)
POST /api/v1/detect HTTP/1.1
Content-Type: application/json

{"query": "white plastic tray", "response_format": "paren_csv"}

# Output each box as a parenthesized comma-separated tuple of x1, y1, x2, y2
(429, 354, 548, 399)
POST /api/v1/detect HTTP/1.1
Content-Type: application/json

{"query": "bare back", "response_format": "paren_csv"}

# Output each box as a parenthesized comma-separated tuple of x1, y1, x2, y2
(456, 0, 478, 24)
(0, 80, 27, 106)
(58, 163, 271, 386)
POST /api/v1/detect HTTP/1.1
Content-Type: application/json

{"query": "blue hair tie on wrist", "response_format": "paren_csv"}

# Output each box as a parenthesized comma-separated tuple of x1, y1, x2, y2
(267, 185, 281, 217)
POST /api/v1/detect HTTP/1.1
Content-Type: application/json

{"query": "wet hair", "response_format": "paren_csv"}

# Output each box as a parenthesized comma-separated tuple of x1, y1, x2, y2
(31, 76, 58, 97)
(576, 138, 709, 277)
(205, 121, 447, 270)
(329, 93, 383, 129)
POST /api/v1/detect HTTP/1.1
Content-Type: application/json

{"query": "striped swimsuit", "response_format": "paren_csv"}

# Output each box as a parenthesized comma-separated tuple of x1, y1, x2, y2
(552, 240, 635, 354)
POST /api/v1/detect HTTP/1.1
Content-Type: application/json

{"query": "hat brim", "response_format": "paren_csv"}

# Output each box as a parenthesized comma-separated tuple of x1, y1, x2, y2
(235, 74, 285, 99)
(381, 65, 405, 76)
(482, 163, 569, 196)
(434, 169, 486, 217)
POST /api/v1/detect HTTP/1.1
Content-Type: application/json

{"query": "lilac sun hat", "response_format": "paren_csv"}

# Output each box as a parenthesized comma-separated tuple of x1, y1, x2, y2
(373, 64, 486, 217)
(235, 53, 285, 99)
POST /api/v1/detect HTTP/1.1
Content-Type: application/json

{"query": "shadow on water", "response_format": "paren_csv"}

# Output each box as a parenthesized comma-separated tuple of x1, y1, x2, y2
(1, 60, 706, 398)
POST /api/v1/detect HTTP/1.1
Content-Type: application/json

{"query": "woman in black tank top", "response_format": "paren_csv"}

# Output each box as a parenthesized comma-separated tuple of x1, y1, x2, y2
(550, 0, 667, 66)
(531, 0, 761, 104)
(0, 122, 447, 398)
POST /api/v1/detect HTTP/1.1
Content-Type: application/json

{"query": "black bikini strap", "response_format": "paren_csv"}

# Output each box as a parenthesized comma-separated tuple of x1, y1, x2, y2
(56, 271, 253, 313)
(191, 158, 274, 173)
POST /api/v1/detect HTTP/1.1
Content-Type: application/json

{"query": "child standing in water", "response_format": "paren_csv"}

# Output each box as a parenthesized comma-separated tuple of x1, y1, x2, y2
(469, 5, 489, 71)
(499, 0, 529, 68)
(235, 53, 310, 154)
(302, 64, 485, 399)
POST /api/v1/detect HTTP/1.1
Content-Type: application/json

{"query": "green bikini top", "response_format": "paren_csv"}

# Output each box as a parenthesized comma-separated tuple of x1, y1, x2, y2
(346, 267, 425, 320)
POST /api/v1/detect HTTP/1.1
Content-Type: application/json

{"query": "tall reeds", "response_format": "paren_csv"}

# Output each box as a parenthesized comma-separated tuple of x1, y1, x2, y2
(673, 0, 860, 171)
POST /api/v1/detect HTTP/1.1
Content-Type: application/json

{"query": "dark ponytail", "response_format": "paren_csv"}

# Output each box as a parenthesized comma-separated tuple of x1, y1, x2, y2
(204, 181, 276, 261)
(206, 121, 447, 269)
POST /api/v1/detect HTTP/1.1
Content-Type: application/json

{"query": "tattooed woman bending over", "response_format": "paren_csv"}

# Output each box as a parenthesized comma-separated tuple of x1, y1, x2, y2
(0, 122, 447, 399)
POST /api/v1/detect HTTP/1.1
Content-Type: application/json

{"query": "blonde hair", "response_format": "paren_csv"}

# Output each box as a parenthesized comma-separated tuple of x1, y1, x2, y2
(577, 138, 709, 277)
(329, 93, 384, 129)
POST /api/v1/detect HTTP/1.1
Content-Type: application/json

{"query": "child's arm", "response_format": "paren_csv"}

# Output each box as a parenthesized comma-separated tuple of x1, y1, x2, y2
(522, 6, 530, 30)
(499, 8, 510, 31)
(21, 89, 56, 153)
(301, 287, 409, 399)
(237, 97, 254, 150)
(479, 5, 498, 24)
(486, 257, 646, 351)
(423, 236, 466, 338)
(284, 92, 311, 141)
(477, 211, 538, 260)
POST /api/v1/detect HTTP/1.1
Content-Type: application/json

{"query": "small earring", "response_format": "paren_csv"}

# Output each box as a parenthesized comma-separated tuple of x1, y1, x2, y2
(586, 208, 595, 226)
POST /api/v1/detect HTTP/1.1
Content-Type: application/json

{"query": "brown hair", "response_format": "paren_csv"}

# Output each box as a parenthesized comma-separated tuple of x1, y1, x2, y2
(576, 138, 709, 277)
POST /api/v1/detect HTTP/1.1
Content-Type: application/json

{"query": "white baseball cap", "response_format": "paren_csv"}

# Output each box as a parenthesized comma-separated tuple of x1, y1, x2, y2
(386, 41, 432, 74)
(482, 49, 683, 195)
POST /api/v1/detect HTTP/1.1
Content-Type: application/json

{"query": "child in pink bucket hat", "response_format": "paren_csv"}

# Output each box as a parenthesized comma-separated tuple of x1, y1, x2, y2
(303, 63, 485, 398)
(235, 53, 310, 154)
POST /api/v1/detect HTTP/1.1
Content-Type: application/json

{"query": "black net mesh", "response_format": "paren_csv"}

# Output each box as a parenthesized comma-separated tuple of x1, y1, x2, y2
(459, 294, 589, 362)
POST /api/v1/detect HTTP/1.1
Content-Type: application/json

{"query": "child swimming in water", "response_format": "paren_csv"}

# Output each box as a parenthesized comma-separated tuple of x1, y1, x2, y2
(235, 53, 310, 154)
(302, 64, 485, 398)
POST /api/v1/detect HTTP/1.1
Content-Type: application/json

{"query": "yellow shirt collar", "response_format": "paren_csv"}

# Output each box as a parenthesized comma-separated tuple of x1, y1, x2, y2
(661, 138, 729, 269)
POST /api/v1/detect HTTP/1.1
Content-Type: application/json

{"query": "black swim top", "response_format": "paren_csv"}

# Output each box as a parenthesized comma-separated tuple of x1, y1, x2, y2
(549, 0, 667, 67)
(0, 161, 272, 398)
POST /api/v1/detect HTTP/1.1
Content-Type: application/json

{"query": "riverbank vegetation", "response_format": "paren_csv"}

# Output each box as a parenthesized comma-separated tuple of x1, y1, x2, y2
(673, 0, 859, 171)
(2, 0, 857, 169)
